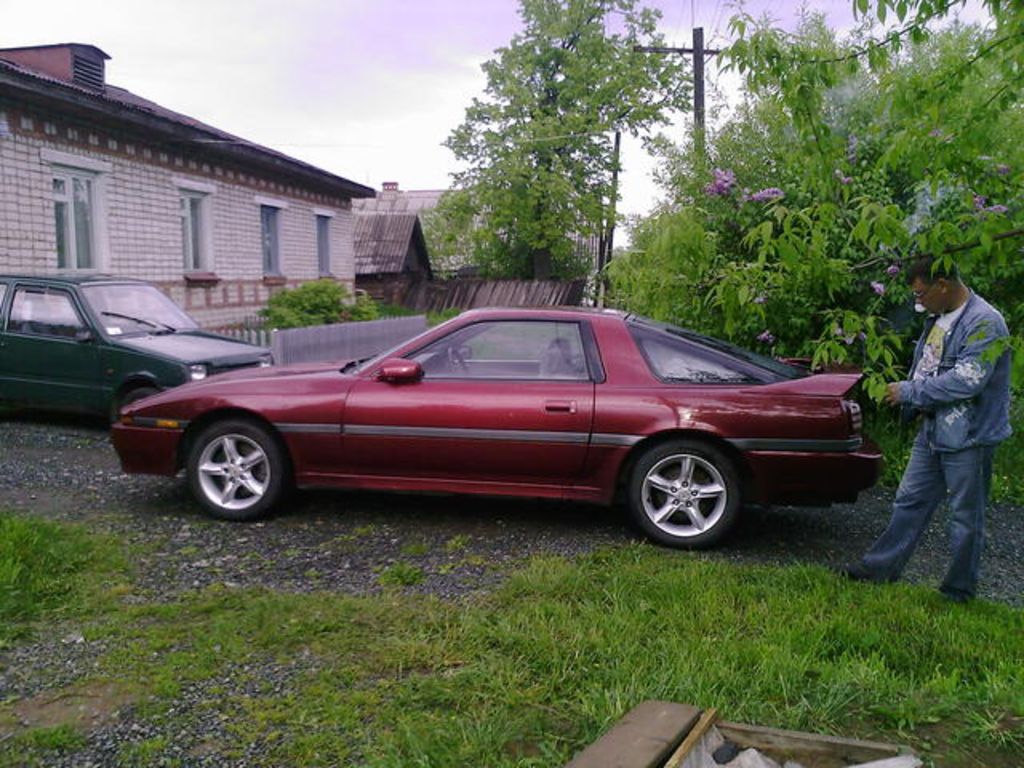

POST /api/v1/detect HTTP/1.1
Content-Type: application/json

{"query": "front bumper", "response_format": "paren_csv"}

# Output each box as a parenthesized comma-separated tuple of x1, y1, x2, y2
(111, 422, 184, 476)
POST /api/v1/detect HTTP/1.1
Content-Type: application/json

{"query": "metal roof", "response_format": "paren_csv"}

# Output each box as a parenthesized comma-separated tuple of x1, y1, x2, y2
(0, 53, 375, 200)
(353, 189, 444, 214)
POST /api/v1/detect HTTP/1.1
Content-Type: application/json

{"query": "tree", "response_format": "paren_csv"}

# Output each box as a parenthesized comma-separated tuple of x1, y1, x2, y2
(611, 2, 1024, 400)
(445, 0, 689, 279)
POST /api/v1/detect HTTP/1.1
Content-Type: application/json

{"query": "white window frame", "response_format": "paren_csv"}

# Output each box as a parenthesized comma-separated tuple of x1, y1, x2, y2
(41, 148, 111, 272)
(174, 177, 216, 273)
(256, 196, 288, 276)
(315, 209, 334, 276)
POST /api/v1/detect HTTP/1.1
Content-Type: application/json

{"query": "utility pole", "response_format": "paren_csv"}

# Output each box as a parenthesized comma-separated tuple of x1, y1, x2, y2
(634, 27, 721, 156)
(596, 129, 621, 308)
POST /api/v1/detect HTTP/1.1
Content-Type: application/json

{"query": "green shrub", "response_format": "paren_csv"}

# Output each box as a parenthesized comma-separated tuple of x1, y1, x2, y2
(260, 280, 379, 329)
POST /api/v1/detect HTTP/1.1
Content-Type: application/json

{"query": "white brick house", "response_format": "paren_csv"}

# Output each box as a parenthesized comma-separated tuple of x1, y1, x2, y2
(0, 43, 375, 328)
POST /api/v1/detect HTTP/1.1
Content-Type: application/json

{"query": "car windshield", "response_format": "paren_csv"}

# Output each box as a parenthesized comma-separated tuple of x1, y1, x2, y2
(628, 315, 807, 381)
(81, 284, 198, 337)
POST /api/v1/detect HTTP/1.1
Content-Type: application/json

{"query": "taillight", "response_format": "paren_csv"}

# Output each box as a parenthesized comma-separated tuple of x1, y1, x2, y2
(843, 400, 862, 433)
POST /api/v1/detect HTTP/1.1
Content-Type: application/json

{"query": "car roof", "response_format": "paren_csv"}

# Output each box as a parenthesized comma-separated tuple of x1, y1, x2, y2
(0, 273, 152, 287)
(456, 306, 628, 323)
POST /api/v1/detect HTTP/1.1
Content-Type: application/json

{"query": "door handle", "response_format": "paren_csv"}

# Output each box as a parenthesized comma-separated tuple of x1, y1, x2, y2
(545, 400, 577, 414)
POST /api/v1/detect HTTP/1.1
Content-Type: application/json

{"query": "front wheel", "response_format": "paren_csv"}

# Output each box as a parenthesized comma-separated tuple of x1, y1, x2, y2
(627, 439, 741, 549)
(110, 385, 159, 423)
(186, 419, 288, 521)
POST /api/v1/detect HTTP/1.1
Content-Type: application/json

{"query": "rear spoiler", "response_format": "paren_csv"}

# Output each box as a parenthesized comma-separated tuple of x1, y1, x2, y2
(757, 372, 862, 398)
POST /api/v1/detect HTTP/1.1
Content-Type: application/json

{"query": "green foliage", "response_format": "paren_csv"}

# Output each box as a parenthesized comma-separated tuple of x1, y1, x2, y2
(614, 7, 1024, 402)
(260, 280, 379, 329)
(446, 0, 689, 279)
(0, 513, 120, 647)
(420, 189, 479, 277)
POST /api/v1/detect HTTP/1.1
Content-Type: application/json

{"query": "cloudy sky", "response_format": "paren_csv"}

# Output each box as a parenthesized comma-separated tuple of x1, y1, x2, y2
(1, 1, 984, 218)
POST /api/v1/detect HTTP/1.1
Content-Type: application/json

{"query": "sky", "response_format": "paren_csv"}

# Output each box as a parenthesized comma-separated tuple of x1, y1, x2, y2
(0, 0, 988, 221)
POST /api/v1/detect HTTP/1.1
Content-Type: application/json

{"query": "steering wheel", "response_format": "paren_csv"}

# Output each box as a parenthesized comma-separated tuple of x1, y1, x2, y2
(446, 344, 470, 373)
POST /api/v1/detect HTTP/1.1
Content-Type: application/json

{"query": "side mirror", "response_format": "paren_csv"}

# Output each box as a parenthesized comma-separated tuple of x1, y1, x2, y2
(377, 358, 424, 384)
(74, 328, 94, 343)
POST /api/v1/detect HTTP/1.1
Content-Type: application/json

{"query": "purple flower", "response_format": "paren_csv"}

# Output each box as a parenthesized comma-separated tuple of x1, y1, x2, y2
(870, 281, 886, 296)
(834, 169, 853, 185)
(929, 128, 945, 139)
(973, 194, 987, 210)
(995, 164, 1011, 176)
(756, 330, 775, 344)
(753, 295, 767, 305)
(983, 204, 1009, 215)
(744, 187, 785, 203)
(886, 263, 901, 277)
(704, 168, 736, 197)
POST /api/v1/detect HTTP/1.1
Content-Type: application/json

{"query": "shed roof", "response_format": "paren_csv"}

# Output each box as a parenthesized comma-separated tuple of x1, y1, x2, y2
(354, 213, 431, 277)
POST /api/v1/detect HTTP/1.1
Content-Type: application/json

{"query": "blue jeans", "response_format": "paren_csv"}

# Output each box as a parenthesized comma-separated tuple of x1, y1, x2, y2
(860, 429, 994, 599)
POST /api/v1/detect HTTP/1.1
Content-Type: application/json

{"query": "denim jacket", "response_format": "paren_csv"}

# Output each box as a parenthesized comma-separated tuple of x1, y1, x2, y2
(898, 292, 1012, 452)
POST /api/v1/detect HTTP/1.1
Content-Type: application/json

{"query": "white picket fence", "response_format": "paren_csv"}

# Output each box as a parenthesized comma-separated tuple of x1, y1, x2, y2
(217, 315, 428, 365)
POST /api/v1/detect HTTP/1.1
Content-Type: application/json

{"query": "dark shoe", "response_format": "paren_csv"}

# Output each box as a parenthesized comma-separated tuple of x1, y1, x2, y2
(940, 588, 973, 604)
(837, 562, 886, 583)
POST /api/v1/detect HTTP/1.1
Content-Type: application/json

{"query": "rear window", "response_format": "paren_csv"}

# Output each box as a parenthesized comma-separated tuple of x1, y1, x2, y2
(627, 316, 807, 383)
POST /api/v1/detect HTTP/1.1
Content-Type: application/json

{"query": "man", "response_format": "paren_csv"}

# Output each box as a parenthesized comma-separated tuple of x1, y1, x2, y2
(844, 256, 1012, 602)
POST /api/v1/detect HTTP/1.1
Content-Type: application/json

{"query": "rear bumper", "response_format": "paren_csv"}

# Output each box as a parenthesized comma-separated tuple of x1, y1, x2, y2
(745, 437, 883, 506)
(111, 424, 183, 476)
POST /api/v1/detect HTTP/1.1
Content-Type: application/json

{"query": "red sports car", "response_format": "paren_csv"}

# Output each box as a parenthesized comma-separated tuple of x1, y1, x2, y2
(112, 307, 881, 549)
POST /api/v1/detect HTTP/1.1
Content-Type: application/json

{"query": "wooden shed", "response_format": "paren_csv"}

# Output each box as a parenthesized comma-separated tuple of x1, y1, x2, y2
(353, 211, 433, 305)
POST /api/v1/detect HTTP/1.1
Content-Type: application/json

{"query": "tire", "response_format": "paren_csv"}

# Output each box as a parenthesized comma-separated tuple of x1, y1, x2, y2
(627, 438, 741, 549)
(186, 419, 288, 522)
(110, 385, 160, 423)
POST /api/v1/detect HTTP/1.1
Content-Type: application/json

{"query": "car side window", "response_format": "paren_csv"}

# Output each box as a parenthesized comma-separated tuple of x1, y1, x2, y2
(9, 288, 86, 339)
(632, 329, 755, 384)
(410, 320, 589, 380)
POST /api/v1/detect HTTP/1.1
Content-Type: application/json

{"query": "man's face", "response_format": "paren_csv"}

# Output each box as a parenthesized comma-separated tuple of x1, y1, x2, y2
(910, 277, 949, 314)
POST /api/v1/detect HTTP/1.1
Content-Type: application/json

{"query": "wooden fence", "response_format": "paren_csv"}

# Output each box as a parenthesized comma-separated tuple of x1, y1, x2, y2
(402, 278, 586, 313)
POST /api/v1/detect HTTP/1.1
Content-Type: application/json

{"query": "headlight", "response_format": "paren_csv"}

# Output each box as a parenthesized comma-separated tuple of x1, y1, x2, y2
(189, 364, 208, 381)
(259, 355, 272, 368)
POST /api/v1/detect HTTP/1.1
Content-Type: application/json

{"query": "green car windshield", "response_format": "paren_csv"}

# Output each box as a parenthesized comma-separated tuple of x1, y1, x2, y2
(81, 283, 198, 337)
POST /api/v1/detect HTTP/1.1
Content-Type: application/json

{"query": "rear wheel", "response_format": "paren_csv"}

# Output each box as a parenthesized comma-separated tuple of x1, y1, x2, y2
(186, 419, 288, 521)
(627, 439, 741, 549)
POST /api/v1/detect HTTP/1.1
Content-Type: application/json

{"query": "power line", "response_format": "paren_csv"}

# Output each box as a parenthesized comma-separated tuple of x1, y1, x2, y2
(634, 26, 722, 155)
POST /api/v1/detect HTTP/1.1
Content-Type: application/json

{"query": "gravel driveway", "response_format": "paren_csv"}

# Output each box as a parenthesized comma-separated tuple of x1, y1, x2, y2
(1, 414, 1021, 766)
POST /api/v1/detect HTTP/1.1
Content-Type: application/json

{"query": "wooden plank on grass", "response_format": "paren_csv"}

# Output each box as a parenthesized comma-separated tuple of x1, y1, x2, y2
(663, 707, 718, 768)
(563, 701, 702, 768)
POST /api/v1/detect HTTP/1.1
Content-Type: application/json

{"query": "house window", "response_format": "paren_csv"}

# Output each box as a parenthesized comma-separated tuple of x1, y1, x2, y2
(261, 205, 280, 275)
(52, 171, 96, 270)
(180, 192, 206, 271)
(316, 215, 331, 275)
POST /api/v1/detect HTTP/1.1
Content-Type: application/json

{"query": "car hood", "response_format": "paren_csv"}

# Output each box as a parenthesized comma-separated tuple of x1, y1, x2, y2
(114, 332, 268, 364)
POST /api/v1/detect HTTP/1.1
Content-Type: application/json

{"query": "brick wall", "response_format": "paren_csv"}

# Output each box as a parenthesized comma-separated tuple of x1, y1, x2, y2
(0, 104, 357, 328)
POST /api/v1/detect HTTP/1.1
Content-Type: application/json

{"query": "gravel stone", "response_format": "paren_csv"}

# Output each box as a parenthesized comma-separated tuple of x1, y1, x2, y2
(1, 413, 1021, 765)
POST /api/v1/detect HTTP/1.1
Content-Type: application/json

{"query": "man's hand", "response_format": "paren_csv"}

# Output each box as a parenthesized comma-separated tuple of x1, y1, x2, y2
(885, 382, 903, 406)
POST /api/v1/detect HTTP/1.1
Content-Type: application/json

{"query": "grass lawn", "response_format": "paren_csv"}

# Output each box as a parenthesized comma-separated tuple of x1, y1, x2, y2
(1, 512, 1021, 767)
